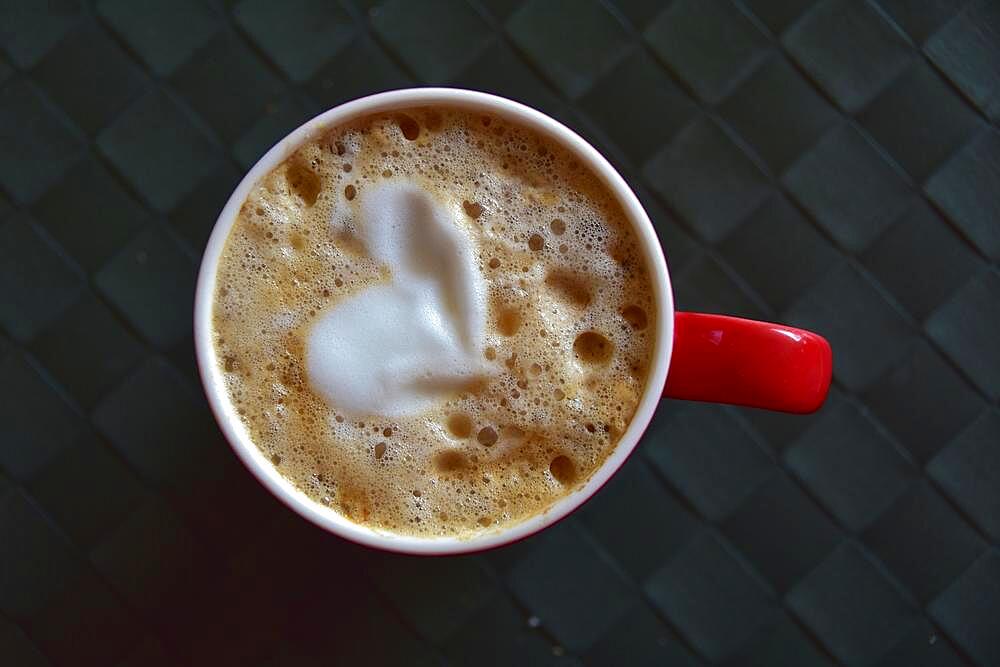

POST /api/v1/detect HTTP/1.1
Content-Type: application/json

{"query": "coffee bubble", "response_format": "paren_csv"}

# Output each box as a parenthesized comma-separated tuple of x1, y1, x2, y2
(446, 413, 473, 439)
(622, 304, 648, 330)
(549, 455, 576, 485)
(574, 331, 614, 366)
(286, 159, 321, 206)
(497, 307, 521, 337)
(544, 269, 592, 308)
(477, 426, 498, 446)
(396, 114, 420, 140)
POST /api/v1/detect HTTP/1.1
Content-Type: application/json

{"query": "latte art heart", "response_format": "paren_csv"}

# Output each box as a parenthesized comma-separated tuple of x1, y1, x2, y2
(306, 180, 489, 417)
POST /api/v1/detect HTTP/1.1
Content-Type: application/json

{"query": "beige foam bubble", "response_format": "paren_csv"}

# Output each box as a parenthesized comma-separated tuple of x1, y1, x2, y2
(212, 106, 656, 538)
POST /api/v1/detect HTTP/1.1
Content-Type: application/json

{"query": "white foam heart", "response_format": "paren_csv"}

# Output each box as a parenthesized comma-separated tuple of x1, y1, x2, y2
(306, 180, 488, 417)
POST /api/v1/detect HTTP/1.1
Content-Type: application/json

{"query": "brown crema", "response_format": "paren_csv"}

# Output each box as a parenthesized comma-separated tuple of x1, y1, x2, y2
(212, 106, 655, 537)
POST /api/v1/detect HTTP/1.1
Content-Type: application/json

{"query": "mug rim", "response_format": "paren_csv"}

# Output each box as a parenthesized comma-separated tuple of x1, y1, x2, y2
(193, 87, 674, 555)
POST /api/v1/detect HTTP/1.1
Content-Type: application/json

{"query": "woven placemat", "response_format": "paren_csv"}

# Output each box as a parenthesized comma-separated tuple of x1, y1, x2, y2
(1, 1, 998, 665)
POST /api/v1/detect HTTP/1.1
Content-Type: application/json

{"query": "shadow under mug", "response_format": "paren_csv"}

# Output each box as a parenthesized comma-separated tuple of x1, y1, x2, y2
(194, 88, 832, 555)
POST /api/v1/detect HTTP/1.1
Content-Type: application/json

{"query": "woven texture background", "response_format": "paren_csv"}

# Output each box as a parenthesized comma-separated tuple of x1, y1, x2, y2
(2, 0, 999, 665)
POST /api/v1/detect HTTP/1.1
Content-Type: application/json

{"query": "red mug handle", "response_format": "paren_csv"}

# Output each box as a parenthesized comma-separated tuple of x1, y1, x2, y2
(663, 312, 832, 414)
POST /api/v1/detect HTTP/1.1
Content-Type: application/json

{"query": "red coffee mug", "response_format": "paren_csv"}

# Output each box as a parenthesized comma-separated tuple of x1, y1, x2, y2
(194, 88, 831, 555)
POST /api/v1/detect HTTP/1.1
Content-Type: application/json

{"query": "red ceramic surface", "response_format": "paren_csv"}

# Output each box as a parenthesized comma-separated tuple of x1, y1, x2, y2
(664, 312, 833, 414)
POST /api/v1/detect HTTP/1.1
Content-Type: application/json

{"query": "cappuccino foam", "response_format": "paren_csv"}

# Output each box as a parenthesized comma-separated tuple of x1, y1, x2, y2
(212, 107, 655, 537)
(308, 180, 489, 416)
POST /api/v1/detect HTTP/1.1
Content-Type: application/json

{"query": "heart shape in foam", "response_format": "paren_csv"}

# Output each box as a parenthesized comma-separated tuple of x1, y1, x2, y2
(307, 180, 488, 417)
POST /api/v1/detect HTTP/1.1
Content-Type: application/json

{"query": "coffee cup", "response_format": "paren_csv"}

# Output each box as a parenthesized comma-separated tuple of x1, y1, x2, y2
(194, 88, 831, 555)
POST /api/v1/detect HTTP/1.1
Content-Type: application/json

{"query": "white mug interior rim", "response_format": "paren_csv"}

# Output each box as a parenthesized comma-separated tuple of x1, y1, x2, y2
(193, 87, 674, 555)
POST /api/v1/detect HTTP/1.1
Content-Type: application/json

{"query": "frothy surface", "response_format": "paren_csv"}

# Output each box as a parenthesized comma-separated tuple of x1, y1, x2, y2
(308, 180, 488, 416)
(212, 107, 655, 537)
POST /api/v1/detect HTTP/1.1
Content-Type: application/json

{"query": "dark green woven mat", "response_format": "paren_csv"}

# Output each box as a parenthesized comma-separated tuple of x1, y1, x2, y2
(2, 1, 999, 665)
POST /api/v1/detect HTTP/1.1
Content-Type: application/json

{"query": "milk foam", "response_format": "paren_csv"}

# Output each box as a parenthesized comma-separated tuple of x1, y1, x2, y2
(306, 180, 488, 417)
